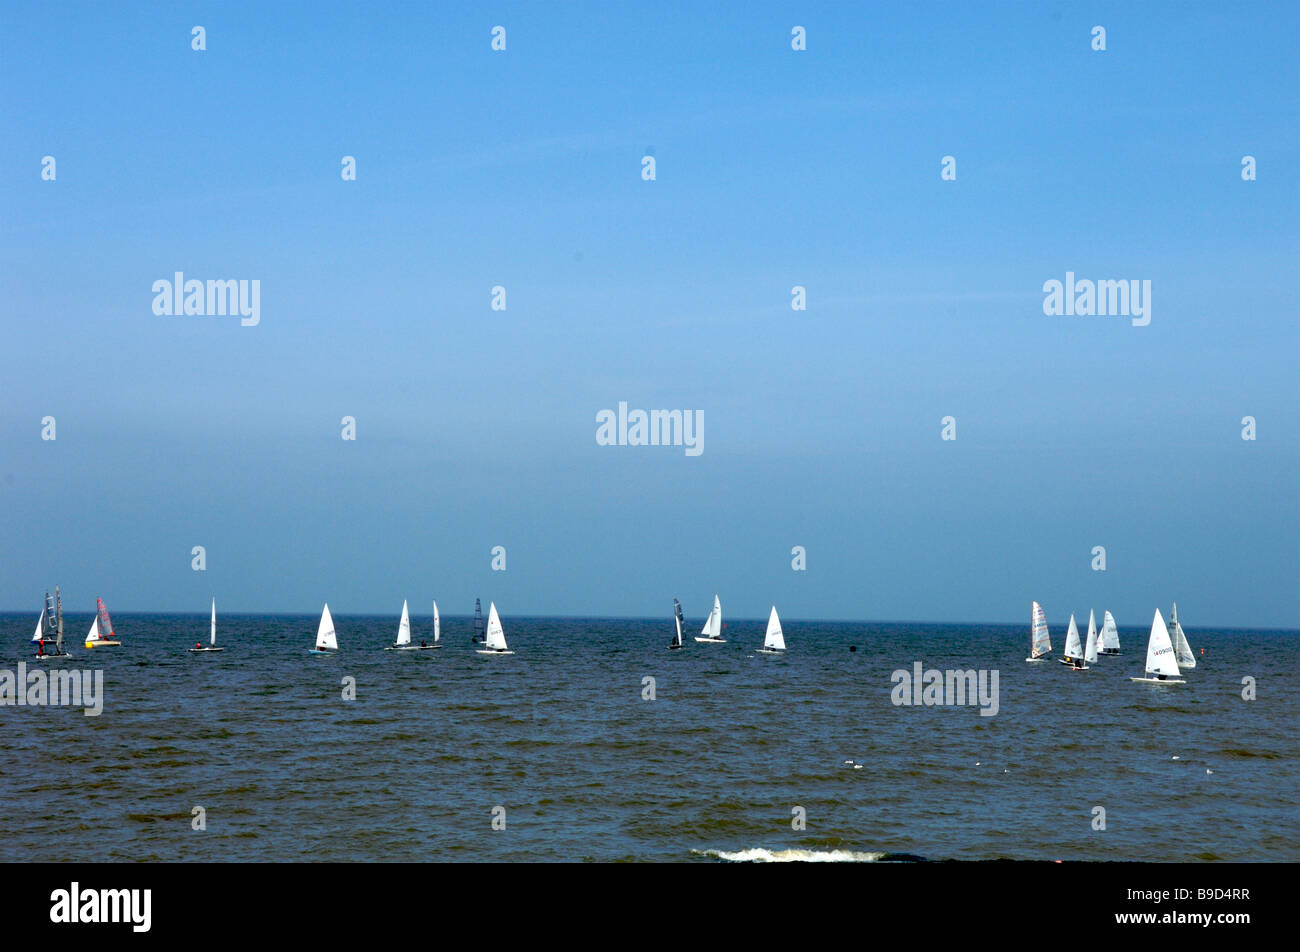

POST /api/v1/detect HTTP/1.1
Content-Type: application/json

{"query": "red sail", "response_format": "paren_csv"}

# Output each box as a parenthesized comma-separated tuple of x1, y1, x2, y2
(96, 597, 115, 640)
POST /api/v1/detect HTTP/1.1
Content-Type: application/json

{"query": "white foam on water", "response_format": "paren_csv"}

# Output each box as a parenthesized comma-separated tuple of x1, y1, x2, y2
(693, 847, 886, 863)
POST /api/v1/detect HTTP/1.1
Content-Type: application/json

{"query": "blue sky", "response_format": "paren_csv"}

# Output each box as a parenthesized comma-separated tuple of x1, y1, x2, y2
(2, 2, 1297, 627)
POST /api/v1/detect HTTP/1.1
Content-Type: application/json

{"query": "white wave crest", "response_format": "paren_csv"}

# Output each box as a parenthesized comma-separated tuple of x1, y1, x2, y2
(693, 847, 885, 863)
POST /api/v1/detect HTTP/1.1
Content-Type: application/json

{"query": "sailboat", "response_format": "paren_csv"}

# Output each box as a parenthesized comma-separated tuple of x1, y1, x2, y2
(1058, 614, 1089, 669)
(1130, 608, 1185, 684)
(757, 606, 786, 654)
(32, 588, 69, 659)
(1169, 603, 1195, 670)
(471, 598, 485, 644)
(189, 599, 224, 652)
(309, 603, 338, 653)
(475, 601, 513, 655)
(669, 598, 685, 650)
(30, 603, 48, 647)
(694, 594, 725, 643)
(84, 597, 121, 649)
(1099, 610, 1121, 654)
(385, 599, 440, 650)
(1083, 609, 1099, 665)
(1025, 601, 1051, 661)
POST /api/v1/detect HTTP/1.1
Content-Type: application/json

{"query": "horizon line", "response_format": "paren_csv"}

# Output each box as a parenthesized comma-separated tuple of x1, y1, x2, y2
(3, 607, 1296, 634)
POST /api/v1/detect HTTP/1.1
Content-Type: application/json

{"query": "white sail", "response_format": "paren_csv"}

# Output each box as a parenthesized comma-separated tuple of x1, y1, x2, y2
(1030, 601, 1051, 657)
(396, 600, 411, 645)
(316, 603, 338, 650)
(485, 602, 508, 650)
(1101, 611, 1120, 651)
(1064, 614, 1083, 658)
(433, 601, 440, 643)
(210, 599, 217, 646)
(763, 606, 785, 651)
(1083, 611, 1098, 663)
(32, 607, 47, 642)
(86, 616, 99, 643)
(1144, 608, 1181, 678)
(701, 595, 722, 638)
(1170, 603, 1195, 669)
(672, 598, 684, 647)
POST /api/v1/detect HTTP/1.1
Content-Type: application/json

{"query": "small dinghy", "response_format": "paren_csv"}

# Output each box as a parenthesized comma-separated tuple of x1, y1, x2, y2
(475, 602, 513, 655)
(1130, 608, 1185, 684)
(309, 603, 338, 653)
(32, 588, 70, 659)
(84, 598, 121, 649)
(757, 606, 786, 654)
(189, 599, 224, 652)
(669, 598, 685, 650)
(1098, 610, 1121, 654)
(1025, 601, 1051, 662)
(386, 599, 441, 650)
(694, 594, 725, 643)
(1169, 602, 1195, 670)
(1083, 609, 1099, 665)
(1058, 614, 1089, 669)
(471, 598, 485, 644)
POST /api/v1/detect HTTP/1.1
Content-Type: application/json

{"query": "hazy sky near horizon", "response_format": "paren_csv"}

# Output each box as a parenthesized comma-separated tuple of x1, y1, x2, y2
(2, 2, 1297, 627)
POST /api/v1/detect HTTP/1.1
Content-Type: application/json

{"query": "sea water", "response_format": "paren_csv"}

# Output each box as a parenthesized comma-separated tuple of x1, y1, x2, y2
(0, 613, 1295, 862)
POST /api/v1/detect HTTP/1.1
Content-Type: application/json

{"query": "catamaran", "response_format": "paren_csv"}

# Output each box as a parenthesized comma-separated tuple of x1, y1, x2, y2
(1169, 602, 1195, 670)
(189, 599, 224, 652)
(1083, 609, 1099, 665)
(1026, 601, 1051, 661)
(476, 601, 513, 655)
(310, 603, 338, 653)
(32, 588, 69, 659)
(1059, 613, 1089, 669)
(669, 598, 685, 650)
(1099, 610, 1121, 654)
(695, 594, 725, 643)
(84, 597, 121, 649)
(758, 606, 786, 654)
(386, 599, 440, 650)
(471, 598, 485, 644)
(1131, 608, 1185, 684)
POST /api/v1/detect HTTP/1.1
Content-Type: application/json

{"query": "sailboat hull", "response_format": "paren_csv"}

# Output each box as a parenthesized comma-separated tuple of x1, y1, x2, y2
(308, 648, 336, 654)
(757, 648, 785, 654)
(668, 644, 683, 650)
(1130, 676, 1185, 684)
(694, 637, 726, 643)
(1025, 655, 1050, 662)
(85, 641, 121, 648)
(386, 644, 441, 651)
(32, 651, 71, 660)
(188, 647, 224, 653)
(475, 648, 514, 655)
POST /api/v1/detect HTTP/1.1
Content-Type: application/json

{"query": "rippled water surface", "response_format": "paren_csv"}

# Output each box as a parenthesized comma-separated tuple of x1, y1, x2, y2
(1, 612, 1296, 861)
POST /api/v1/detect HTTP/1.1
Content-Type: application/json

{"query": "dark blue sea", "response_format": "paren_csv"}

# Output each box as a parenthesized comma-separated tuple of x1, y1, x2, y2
(1, 612, 1296, 861)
